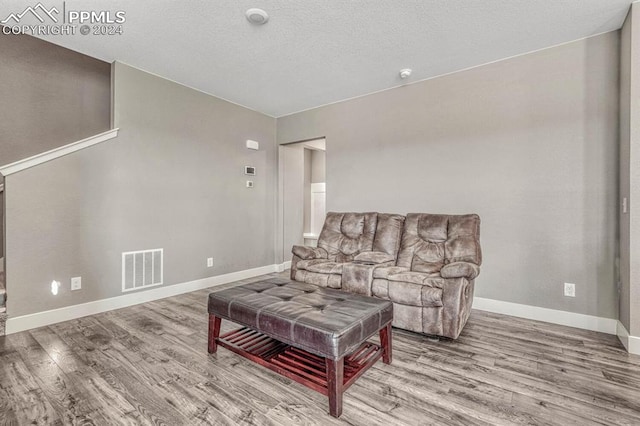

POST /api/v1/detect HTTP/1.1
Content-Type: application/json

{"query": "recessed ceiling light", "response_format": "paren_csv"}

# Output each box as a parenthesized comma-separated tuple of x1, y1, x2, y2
(399, 69, 412, 79)
(246, 8, 269, 25)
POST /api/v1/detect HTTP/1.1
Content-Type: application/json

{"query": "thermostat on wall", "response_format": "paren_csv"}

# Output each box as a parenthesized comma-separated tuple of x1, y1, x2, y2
(244, 166, 256, 175)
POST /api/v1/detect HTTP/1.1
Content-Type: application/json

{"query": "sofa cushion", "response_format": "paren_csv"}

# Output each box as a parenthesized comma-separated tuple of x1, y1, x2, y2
(353, 251, 395, 265)
(372, 278, 390, 300)
(397, 213, 481, 272)
(397, 214, 447, 272)
(318, 212, 377, 263)
(372, 278, 443, 307)
(305, 261, 346, 275)
(445, 215, 482, 265)
(418, 215, 449, 241)
(373, 266, 410, 280)
(388, 281, 443, 307)
(372, 213, 406, 257)
(296, 259, 332, 271)
(411, 243, 445, 273)
(292, 245, 328, 260)
(295, 270, 343, 289)
(441, 262, 480, 280)
(387, 272, 444, 286)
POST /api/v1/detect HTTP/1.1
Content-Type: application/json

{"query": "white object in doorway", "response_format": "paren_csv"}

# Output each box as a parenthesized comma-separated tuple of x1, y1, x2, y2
(310, 183, 326, 237)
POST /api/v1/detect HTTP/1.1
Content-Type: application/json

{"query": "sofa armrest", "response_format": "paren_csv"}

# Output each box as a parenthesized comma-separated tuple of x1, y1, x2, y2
(353, 251, 396, 265)
(292, 245, 328, 260)
(440, 262, 480, 280)
(441, 277, 475, 339)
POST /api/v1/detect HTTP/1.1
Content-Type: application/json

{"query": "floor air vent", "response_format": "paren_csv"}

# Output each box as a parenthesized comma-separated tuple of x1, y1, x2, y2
(122, 248, 163, 292)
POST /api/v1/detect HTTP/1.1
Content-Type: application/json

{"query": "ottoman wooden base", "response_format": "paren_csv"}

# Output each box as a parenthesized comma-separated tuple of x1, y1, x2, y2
(207, 278, 394, 417)
(209, 315, 392, 417)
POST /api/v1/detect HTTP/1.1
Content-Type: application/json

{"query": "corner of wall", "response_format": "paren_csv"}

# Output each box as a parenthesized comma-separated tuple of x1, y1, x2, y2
(617, 320, 640, 355)
(273, 118, 282, 266)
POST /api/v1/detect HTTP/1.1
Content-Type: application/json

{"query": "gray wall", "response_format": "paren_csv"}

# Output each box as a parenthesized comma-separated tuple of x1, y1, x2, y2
(304, 148, 312, 233)
(620, 10, 632, 332)
(278, 32, 620, 319)
(621, 3, 640, 336)
(281, 144, 305, 259)
(311, 150, 326, 183)
(5, 62, 276, 317)
(0, 31, 111, 165)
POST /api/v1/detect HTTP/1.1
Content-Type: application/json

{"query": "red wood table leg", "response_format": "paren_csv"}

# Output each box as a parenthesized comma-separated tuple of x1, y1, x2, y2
(379, 323, 392, 364)
(208, 314, 222, 354)
(326, 357, 344, 417)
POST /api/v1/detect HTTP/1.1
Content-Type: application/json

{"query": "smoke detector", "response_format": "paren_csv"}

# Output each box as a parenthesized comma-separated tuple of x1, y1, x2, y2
(246, 8, 269, 25)
(399, 69, 412, 79)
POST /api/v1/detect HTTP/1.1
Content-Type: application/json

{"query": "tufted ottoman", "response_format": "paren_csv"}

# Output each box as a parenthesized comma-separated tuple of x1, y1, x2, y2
(207, 277, 393, 417)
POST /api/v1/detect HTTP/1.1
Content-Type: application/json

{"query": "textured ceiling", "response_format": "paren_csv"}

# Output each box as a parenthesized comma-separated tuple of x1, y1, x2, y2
(0, 0, 633, 117)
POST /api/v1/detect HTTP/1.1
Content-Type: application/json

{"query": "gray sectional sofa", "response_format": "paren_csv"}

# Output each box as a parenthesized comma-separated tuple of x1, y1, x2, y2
(291, 212, 482, 339)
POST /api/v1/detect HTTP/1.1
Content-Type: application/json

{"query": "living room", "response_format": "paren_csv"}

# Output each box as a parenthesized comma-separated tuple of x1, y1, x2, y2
(0, 1, 639, 424)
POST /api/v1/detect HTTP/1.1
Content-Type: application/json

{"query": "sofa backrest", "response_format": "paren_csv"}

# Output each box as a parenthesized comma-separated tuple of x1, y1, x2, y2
(396, 214, 481, 273)
(318, 212, 377, 262)
(372, 213, 406, 258)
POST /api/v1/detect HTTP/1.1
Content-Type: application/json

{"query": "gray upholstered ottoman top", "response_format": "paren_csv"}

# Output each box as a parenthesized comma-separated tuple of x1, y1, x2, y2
(208, 278, 393, 359)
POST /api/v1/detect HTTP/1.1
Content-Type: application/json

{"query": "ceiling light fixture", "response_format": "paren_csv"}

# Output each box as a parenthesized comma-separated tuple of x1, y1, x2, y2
(399, 69, 412, 79)
(246, 8, 269, 25)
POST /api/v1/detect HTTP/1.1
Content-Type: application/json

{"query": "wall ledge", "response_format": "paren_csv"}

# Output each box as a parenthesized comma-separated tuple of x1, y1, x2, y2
(0, 128, 119, 176)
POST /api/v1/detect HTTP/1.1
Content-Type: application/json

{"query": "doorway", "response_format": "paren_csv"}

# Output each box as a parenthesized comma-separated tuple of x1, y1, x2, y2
(280, 138, 326, 263)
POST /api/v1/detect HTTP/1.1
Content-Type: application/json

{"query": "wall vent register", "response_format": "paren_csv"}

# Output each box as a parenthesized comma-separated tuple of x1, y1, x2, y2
(122, 248, 163, 292)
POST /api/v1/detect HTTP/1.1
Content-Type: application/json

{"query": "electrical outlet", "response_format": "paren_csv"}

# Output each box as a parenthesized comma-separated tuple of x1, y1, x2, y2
(207, 257, 214, 268)
(246, 180, 254, 188)
(71, 276, 82, 291)
(564, 282, 575, 297)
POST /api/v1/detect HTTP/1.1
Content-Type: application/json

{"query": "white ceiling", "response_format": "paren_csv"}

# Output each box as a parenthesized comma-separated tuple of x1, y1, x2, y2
(1, 0, 633, 117)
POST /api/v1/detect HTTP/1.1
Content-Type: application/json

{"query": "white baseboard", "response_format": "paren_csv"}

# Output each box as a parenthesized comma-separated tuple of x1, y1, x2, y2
(617, 321, 630, 350)
(616, 321, 640, 355)
(7, 267, 635, 355)
(274, 261, 292, 273)
(473, 297, 617, 335)
(5, 262, 288, 335)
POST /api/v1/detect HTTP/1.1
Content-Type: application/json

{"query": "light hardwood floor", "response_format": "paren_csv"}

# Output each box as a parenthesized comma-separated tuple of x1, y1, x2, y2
(1, 272, 639, 425)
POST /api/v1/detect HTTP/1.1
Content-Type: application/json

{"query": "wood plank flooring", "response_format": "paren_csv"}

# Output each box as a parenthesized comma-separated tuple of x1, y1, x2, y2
(1, 272, 639, 425)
